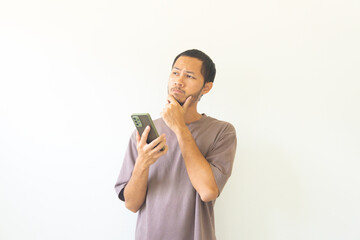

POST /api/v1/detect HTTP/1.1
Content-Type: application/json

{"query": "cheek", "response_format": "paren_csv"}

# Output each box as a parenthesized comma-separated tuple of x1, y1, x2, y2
(168, 77, 177, 87)
(167, 79, 174, 91)
(191, 81, 203, 90)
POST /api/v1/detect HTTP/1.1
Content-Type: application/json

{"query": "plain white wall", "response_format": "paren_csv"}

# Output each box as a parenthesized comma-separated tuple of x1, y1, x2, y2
(1, 0, 359, 239)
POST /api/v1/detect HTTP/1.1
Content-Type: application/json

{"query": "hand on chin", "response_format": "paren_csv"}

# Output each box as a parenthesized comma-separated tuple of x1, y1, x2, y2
(171, 94, 185, 106)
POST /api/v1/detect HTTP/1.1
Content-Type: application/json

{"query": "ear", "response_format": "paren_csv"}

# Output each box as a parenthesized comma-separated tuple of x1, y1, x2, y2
(201, 82, 213, 95)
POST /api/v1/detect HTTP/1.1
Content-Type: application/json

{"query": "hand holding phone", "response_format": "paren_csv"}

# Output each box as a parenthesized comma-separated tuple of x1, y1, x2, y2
(131, 113, 165, 151)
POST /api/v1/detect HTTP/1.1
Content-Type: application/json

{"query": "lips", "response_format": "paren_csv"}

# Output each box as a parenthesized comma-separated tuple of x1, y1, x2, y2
(171, 88, 185, 94)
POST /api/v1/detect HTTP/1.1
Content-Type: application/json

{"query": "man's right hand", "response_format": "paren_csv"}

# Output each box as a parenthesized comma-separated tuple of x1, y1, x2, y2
(124, 126, 167, 212)
(135, 126, 168, 169)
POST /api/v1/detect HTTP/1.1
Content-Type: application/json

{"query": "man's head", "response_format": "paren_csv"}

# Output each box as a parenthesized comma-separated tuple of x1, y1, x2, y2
(168, 49, 216, 106)
(172, 49, 216, 85)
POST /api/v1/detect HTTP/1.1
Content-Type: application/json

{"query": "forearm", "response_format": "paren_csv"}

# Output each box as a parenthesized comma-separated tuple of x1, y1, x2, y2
(175, 127, 219, 202)
(123, 160, 149, 212)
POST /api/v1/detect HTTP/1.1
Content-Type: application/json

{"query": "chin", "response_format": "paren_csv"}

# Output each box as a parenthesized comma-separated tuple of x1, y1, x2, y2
(173, 96, 185, 106)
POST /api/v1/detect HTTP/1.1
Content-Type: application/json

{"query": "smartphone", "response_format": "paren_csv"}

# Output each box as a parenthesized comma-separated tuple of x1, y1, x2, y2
(131, 113, 164, 151)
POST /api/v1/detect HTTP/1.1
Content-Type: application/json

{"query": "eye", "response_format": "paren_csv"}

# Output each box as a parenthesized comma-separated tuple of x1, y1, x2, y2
(172, 71, 179, 75)
(187, 75, 195, 79)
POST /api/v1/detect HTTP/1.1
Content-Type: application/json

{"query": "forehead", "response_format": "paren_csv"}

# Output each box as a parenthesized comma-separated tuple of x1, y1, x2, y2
(173, 56, 203, 73)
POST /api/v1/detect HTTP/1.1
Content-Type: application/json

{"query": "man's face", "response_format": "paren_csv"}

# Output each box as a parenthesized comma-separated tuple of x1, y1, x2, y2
(168, 56, 205, 106)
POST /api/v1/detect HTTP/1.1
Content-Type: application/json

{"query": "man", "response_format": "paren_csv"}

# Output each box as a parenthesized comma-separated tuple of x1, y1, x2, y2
(115, 49, 237, 240)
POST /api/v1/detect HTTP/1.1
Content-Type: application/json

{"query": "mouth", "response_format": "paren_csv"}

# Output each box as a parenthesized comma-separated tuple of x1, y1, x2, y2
(171, 88, 185, 95)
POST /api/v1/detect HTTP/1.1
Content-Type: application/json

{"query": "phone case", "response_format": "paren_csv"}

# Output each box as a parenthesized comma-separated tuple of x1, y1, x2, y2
(131, 113, 160, 144)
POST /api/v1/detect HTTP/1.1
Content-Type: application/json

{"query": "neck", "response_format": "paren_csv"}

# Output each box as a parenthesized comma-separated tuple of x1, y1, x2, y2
(184, 105, 202, 124)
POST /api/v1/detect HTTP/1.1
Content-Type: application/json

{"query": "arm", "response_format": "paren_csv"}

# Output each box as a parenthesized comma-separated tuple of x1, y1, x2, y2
(175, 126, 219, 202)
(123, 126, 168, 212)
(161, 95, 219, 202)
(123, 160, 149, 213)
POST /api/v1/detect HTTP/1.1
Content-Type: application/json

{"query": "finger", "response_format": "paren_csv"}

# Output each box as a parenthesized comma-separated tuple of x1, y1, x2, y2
(147, 134, 166, 150)
(147, 146, 168, 165)
(140, 126, 151, 145)
(167, 94, 178, 105)
(162, 144, 168, 154)
(182, 96, 192, 111)
(156, 137, 167, 150)
(150, 140, 166, 154)
(152, 144, 168, 158)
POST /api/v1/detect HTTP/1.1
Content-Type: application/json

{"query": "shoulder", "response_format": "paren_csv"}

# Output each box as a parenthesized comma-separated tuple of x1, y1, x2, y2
(203, 115, 236, 136)
(201, 115, 237, 161)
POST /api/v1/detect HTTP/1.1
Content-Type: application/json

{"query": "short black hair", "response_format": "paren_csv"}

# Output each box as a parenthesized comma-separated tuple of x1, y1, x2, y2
(172, 49, 216, 85)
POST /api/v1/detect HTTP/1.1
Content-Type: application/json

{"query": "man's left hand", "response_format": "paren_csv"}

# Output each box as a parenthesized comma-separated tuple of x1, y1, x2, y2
(161, 95, 192, 133)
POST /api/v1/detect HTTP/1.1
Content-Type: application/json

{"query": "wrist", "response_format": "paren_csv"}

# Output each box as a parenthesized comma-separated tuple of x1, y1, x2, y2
(134, 157, 150, 175)
(174, 125, 190, 137)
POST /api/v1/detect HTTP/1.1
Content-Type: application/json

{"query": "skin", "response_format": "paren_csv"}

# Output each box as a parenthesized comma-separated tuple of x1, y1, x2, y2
(124, 56, 218, 213)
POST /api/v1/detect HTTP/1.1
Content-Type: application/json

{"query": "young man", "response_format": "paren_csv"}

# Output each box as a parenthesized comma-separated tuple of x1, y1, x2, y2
(115, 49, 237, 240)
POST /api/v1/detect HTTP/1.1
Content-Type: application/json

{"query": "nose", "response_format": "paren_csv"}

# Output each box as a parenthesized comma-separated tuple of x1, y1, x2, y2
(175, 73, 185, 87)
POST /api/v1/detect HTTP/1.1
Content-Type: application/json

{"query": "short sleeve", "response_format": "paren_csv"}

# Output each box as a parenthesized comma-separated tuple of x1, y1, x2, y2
(206, 123, 237, 196)
(114, 131, 138, 201)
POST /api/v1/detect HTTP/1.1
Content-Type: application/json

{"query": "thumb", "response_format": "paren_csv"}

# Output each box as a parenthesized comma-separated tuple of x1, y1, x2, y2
(182, 96, 192, 111)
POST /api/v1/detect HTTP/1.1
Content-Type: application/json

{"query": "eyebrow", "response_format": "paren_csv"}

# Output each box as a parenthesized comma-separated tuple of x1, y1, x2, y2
(173, 67, 195, 75)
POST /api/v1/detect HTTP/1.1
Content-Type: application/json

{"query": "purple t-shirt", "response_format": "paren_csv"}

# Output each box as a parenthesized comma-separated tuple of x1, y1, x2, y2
(115, 114, 237, 240)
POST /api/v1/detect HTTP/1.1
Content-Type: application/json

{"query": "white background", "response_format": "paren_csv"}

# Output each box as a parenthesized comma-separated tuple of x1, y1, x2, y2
(1, 0, 359, 239)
